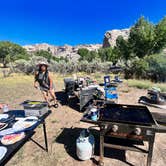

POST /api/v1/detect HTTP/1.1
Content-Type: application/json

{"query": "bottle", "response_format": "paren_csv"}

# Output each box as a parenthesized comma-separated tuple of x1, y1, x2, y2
(2, 104, 9, 113)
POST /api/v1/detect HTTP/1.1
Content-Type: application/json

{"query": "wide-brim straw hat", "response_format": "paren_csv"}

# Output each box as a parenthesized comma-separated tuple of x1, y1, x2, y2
(37, 61, 49, 67)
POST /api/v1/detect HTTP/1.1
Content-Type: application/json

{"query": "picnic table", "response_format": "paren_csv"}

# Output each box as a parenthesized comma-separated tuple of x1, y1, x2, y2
(0, 109, 51, 165)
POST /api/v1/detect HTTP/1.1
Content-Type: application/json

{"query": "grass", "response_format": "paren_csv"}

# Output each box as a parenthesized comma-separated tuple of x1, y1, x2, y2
(0, 72, 165, 166)
(1, 72, 165, 91)
(0, 73, 33, 86)
(127, 79, 166, 92)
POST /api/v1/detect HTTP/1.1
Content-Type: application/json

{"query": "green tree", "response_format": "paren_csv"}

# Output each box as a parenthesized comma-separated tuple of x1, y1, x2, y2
(131, 58, 149, 79)
(98, 47, 113, 62)
(78, 48, 89, 61)
(128, 16, 155, 57)
(0, 41, 27, 68)
(87, 51, 98, 62)
(154, 16, 166, 52)
(145, 53, 166, 82)
(116, 36, 132, 63)
(34, 50, 52, 62)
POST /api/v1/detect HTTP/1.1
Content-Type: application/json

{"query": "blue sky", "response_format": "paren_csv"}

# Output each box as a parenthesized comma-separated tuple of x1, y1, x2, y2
(0, 0, 166, 46)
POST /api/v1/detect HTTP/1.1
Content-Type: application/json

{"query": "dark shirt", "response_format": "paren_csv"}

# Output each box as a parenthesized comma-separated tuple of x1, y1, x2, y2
(35, 71, 50, 90)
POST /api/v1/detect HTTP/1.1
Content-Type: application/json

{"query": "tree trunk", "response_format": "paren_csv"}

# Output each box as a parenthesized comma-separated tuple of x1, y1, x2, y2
(2, 58, 7, 68)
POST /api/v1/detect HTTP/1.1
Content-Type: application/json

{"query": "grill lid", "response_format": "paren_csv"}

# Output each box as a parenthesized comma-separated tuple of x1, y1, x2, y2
(99, 104, 156, 126)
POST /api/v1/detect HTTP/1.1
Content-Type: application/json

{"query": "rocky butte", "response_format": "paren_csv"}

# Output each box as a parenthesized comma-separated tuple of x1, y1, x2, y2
(103, 28, 130, 48)
(23, 43, 102, 61)
(23, 28, 131, 60)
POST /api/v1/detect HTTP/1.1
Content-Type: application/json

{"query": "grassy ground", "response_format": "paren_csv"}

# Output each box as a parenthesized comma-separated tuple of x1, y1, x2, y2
(127, 79, 166, 92)
(0, 73, 166, 166)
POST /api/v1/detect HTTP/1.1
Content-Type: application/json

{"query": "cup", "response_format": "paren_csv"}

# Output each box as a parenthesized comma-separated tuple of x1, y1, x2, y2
(2, 104, 9, 113)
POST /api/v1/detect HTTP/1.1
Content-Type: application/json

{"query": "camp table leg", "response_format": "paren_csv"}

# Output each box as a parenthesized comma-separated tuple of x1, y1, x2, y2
(147, 135, 155, 166)
(99, 133, 105, 166)
(43, 120, 48, 152)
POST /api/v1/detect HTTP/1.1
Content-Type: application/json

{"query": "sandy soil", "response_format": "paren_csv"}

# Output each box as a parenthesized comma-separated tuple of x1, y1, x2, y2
(0, 76, 165, 166)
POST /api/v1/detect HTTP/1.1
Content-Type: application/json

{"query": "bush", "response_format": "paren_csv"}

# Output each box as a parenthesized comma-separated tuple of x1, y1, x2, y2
(145, 53, 166, 82)
(125, 53, 166, 82)
(14, 59, 33, 74)
(131, 58, 149, 79)
(14, 56, 48, 74)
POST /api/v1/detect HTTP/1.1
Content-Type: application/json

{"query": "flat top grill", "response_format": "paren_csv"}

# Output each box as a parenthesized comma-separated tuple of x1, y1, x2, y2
(99, 104, 156, 126)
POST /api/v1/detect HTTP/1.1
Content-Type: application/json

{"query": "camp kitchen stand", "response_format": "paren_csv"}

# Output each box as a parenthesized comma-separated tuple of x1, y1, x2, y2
(81, 103, 166, 166)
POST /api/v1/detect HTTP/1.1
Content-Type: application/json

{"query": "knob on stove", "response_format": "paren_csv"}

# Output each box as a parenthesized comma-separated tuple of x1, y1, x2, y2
(112, 125, 119, 132)
(134, 127, 141, 135)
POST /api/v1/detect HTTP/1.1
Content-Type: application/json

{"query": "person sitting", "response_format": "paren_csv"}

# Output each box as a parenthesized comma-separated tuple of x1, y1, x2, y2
(34, 61, 58, 108)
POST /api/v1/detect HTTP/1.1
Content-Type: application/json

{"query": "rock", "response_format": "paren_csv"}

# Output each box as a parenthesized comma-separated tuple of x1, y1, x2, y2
(103, 28, 130, 48)
(23, 43, 102, 61)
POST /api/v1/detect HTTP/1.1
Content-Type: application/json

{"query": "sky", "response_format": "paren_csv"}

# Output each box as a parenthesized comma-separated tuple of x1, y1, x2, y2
(0, 0, 166, 46)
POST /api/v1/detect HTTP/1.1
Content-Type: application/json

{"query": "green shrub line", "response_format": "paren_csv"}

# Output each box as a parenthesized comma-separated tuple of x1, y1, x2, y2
(127, 79, 166, 92)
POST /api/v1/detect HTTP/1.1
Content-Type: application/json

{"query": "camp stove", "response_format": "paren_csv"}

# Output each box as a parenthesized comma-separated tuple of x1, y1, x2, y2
(81, 103, 166, 166)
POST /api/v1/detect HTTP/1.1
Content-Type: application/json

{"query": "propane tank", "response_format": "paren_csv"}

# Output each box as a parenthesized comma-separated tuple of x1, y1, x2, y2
(76, 129, 95, 160)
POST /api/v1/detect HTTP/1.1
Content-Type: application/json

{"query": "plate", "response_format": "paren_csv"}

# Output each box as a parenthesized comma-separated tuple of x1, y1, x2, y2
(0, 114, 9, 121)
(0, 146, 7, 160)
(0, 128, 17, 137)
(12, 116, 38, 131)
(1, 132, 25, 145)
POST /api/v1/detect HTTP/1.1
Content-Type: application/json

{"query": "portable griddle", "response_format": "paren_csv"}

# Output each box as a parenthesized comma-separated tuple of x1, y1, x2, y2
(99, 104, 156, 126)
(81, 102, 166, 166)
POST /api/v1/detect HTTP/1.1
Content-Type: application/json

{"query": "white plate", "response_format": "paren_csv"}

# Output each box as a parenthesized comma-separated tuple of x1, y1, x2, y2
(0, 114, 9, 121)
(1, 132, 25, 145)
(0, 146, 7, 160)
(12, 116, 38, 131)
(0, 128, 17, 137)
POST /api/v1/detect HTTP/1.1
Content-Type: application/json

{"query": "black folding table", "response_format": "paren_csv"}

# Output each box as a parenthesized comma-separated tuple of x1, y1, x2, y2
(0, 110, 51, 166)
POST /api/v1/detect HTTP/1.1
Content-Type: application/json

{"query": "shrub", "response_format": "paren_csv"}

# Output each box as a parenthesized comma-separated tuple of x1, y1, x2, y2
(14, 56, 48, 74)
(131, 58, 149, 79)
(125, 53, 166, 82)
(145, 53, 166, 82)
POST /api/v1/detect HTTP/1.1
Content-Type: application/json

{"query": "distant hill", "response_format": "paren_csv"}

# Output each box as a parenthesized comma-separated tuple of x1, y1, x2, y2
(23, 43, 102, 60)
(23, 28, 131, 60)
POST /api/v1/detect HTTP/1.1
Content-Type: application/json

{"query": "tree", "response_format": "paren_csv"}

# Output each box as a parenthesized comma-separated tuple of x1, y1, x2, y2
(78, 48, 89, 61)
(131, 58, 149, 79)
(87, 51, 98, 62)
(128, 16, 155, 57)
(145, 53, 166, 82)
(34, 50, 52, 62)
(116, 36, 132, 62)
(154, 16, 166, 52)
(98, 47, 113, 62)
(0, 41, 27, 68)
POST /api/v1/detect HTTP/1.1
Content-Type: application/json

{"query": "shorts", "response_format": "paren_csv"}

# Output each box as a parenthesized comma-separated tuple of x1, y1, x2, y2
(40, 84, 55, 92)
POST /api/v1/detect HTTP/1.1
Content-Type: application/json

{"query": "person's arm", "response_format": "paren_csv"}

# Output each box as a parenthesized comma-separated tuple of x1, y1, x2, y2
(48, 73, 53, 90)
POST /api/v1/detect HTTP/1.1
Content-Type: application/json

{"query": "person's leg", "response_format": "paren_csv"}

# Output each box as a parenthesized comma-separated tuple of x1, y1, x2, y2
(49, 89, 58, 105)
(41, 91, 50, 106)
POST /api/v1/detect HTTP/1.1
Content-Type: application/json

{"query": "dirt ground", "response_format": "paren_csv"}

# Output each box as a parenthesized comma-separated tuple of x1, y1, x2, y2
(0, 74, 165, 166)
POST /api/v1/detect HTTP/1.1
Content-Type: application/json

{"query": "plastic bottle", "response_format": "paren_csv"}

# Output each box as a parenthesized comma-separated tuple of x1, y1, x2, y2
(2, 104, 9, 113)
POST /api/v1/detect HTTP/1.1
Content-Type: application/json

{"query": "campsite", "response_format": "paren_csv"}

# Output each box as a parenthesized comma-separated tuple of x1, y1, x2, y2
(0, 73, 165, 166)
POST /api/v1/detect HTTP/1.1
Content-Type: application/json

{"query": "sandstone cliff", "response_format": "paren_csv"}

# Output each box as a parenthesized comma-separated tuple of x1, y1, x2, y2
(103, 28, 130, 48)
